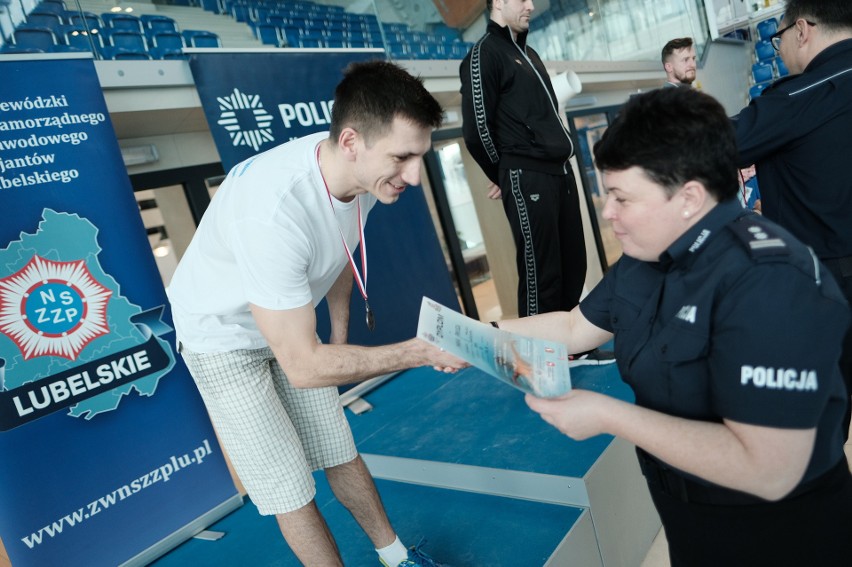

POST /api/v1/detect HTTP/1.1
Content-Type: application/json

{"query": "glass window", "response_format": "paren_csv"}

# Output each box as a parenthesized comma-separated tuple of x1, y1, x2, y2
(530, 0, 711, 63)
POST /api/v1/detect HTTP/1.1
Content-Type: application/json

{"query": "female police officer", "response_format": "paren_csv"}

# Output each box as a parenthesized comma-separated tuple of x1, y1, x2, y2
(498, 88, 852, 565)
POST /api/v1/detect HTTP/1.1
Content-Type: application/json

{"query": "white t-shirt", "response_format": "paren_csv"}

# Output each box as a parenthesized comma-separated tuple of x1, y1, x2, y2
(167, 132, 378, 352)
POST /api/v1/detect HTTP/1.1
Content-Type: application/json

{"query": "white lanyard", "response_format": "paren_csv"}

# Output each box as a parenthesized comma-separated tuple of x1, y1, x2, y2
(316, 144, 374, 331)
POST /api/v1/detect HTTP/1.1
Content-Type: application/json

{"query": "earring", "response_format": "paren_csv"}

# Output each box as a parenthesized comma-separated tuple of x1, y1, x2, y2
(683, 210, 690, 218)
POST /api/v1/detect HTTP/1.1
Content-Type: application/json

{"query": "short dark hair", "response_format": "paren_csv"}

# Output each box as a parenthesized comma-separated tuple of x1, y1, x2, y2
(486, 0, 493, 12)
(329, 60, 443, 143)
(593, 88, 738, 202)
(661, 37, 693, 65)
(784, 0, 852, 33)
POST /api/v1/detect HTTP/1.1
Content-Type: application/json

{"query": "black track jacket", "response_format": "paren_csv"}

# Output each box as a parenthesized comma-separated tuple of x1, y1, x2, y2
(459, 20, 574, 185)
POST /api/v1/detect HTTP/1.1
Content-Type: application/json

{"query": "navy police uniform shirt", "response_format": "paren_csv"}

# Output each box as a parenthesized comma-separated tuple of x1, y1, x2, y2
(734, 39, 852, 260)
(580, 198, 850, 486)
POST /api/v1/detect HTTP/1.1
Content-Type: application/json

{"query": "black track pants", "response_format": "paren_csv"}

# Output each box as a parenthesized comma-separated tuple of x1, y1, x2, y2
(499, 168, 587, 317)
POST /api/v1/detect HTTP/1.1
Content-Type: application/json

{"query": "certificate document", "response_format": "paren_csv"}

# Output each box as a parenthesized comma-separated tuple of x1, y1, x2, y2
(416, 297, 573, 397)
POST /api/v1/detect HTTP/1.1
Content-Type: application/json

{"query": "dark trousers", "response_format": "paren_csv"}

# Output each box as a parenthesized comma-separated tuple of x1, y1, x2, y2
(823, 256, 852, 440)
(646, 457, 852, 566)
(499, 168, 586, 317)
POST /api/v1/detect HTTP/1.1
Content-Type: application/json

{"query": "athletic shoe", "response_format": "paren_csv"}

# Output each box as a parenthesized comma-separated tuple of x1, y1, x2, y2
(393, 539, 446, 567)
(570, 348, 616, 366)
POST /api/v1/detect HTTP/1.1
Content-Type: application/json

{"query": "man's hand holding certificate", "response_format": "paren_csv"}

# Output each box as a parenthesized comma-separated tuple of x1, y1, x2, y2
(416, 297, 574, 397)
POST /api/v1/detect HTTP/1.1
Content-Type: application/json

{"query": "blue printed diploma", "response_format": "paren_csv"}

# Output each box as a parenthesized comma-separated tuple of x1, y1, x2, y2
(416, 297, 573, 397)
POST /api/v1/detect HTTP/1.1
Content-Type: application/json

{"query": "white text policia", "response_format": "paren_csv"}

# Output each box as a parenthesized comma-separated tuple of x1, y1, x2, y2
(13, 350, 152, 416)
(740, 365, 818, 391)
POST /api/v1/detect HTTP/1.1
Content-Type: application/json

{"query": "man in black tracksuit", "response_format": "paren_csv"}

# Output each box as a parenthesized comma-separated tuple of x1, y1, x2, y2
(459, 0, 586, 318)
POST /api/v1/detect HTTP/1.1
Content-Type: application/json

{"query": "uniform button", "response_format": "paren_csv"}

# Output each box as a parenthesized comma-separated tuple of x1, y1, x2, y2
(612, 317, 619, 324)
(661, 345, 668, 354)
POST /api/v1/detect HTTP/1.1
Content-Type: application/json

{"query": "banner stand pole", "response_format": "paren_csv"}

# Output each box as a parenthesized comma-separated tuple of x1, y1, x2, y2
(118, 494, 243, 567)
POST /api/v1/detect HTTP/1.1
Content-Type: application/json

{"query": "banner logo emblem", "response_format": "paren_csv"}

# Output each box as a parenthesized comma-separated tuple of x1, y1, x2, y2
(0, 256, 111, 361)
(216, 87, 275, 152)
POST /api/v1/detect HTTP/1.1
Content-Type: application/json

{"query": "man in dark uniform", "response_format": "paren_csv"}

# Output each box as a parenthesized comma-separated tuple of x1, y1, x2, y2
(733, 0, 852, 436)
(499, 87, 852, 565)
(459, 0, 586, 320)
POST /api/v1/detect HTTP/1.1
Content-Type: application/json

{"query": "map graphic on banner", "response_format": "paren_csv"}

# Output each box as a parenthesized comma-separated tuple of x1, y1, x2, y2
(0, 209, 174, 429)
(417, 297, 575, 398)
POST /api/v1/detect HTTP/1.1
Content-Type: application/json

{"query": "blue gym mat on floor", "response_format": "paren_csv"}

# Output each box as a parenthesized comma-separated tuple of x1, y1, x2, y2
(150, 475, 584, 566)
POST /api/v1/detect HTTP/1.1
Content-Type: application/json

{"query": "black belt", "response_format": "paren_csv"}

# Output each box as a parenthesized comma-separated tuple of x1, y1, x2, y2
(636, 448, 851, 507)
(822, 255, 852, 278)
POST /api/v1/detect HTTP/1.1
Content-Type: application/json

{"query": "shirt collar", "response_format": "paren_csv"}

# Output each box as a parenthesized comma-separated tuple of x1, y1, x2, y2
(659, 198, 745, 270)
(488, 19, 528, 49)
(804, 38, 852, 73)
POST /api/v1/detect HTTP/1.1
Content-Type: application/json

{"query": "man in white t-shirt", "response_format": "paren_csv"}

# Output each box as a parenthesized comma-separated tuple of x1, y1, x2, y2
(167, 61, 463, 567)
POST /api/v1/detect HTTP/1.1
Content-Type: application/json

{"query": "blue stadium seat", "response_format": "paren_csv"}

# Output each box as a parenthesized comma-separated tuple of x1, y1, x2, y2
(775, 57, 789, 77)
(101, 13, 144, 34)
(141, 15, 179, 35)
(756, 18, 778, 41)
(35, 0, 65, 14)
(63, 11, 102, 33)
(106, 29, 147, 51)
(230, 3, 250, 22)
(63, 26, 104, 54)
(182, 29, 221, 48)
(27, 10, 64, 33)
(755, 39, 774, 62)
(12, 25, 58, 51)
(254, 23, 282, 46)
(249, 6, 273, 24)
(752, 62, 774, 84)
(150, 31, 184, 50)
(749, 82, 770, 100)
(199, 0, 221, 14)
(281, 26, 300, 47)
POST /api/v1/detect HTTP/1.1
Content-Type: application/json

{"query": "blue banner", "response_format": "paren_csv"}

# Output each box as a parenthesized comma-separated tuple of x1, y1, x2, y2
(0, 56, 240, 567)
(188, 50, 459, 348)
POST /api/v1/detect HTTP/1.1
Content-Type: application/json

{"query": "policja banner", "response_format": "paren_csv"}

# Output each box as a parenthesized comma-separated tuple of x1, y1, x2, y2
(0, 54, 241, 567)
(187, 49, 459, 349)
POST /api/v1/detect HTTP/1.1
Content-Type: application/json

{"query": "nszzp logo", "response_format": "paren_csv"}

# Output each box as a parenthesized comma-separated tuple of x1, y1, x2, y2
(216, 88, 275, 152)
(0, 255, 111, 360)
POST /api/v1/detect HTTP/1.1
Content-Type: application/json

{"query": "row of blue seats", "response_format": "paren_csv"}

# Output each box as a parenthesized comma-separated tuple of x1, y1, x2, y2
(23, 9, 181, 36)
(748, 17, 783, 101)
(2, 0, 221, 59)
(249, 21, 470, 59)
(206, 0, 349, 18)
(3, 26, 220, 59)
(223, 2, 382, 33)
(250, 23, 471, 57)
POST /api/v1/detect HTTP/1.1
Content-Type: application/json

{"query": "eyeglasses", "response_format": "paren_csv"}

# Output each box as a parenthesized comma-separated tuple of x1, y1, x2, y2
(769, 19, 817, 51)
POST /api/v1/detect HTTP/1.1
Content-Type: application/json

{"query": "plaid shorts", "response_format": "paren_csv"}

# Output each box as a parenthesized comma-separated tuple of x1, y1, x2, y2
(180, 345, 357, 515)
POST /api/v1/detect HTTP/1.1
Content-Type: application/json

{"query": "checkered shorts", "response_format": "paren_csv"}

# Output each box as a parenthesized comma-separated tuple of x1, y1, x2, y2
(180, 345, 357, 515)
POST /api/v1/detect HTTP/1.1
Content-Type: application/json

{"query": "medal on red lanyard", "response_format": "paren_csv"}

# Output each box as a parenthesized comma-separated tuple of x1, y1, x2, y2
(317, 145, 375, 331)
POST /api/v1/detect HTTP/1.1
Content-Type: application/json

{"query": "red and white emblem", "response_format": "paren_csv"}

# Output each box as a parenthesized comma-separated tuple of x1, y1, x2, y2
(0, 255, 112, 360)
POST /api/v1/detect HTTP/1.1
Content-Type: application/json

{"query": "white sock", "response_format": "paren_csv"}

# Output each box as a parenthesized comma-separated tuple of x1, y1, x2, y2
(376, 536, 408, 567)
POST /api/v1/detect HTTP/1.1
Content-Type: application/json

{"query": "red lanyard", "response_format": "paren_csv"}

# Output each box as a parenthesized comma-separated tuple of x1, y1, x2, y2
(316, 144, 374, 331)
